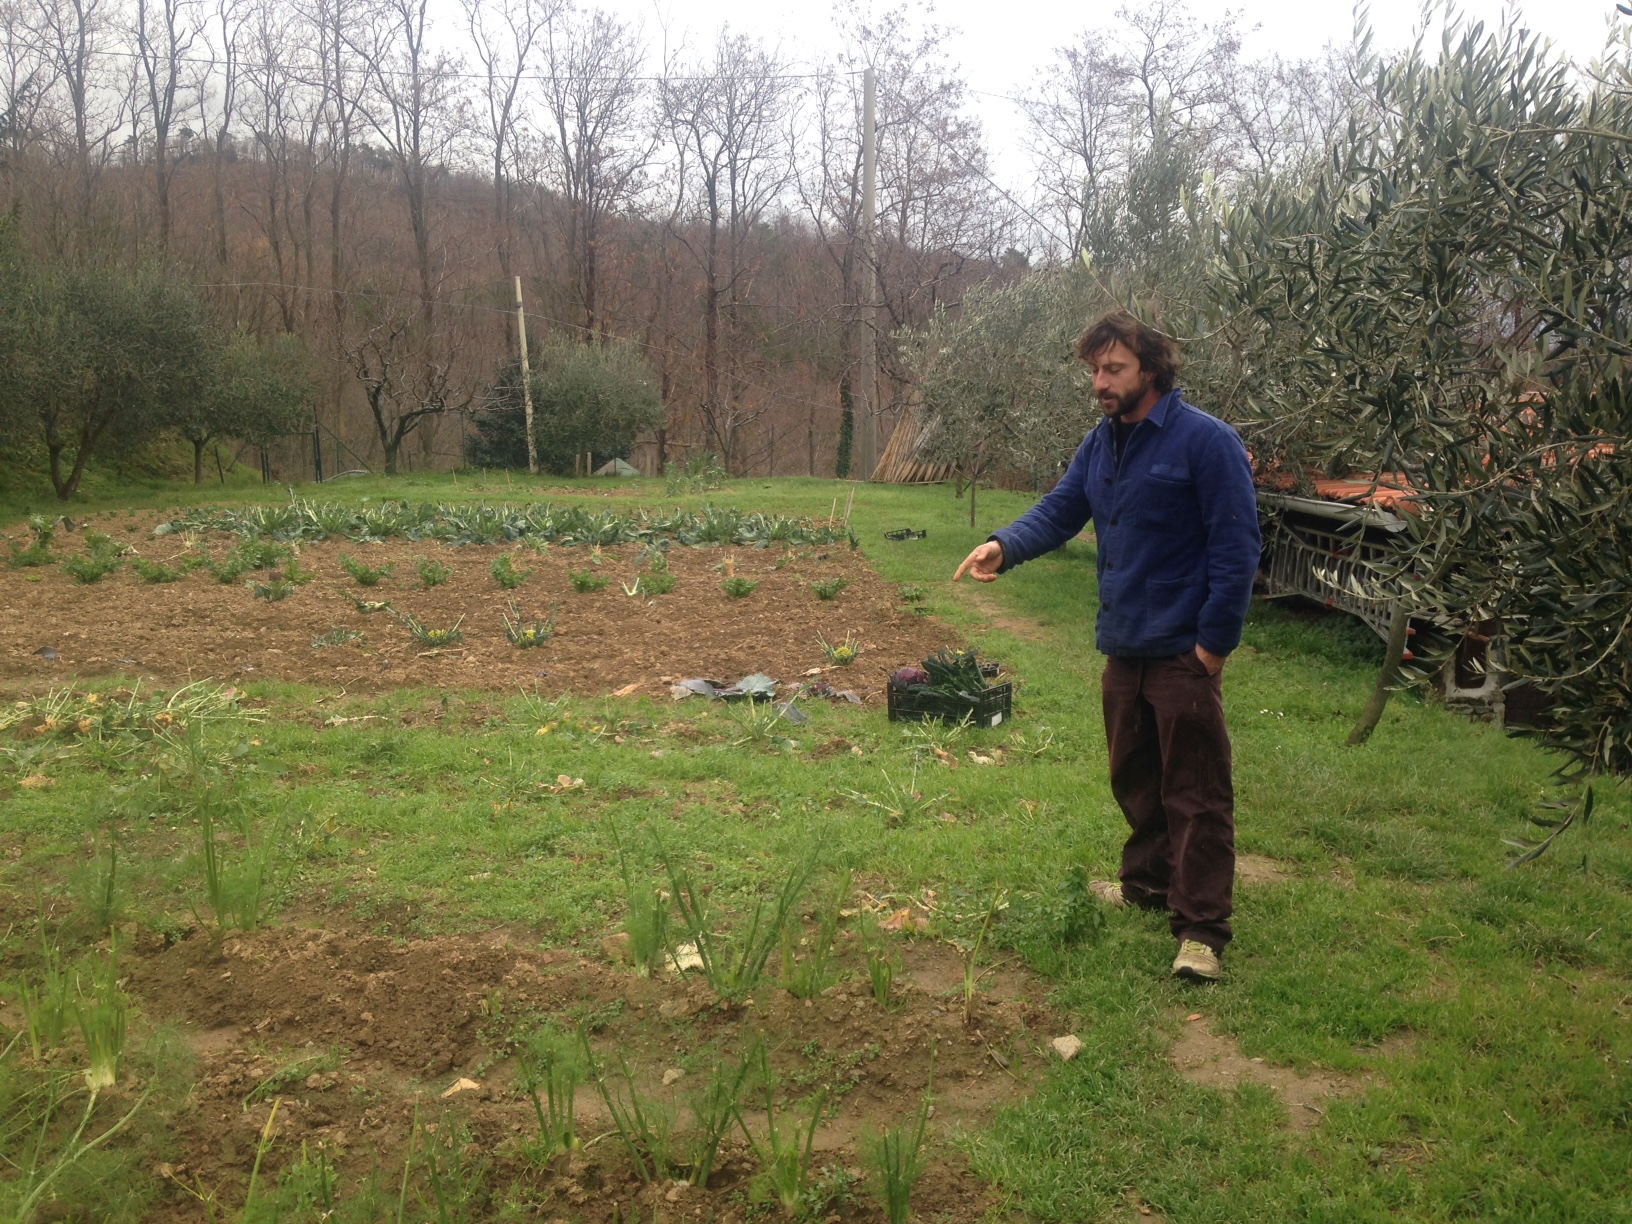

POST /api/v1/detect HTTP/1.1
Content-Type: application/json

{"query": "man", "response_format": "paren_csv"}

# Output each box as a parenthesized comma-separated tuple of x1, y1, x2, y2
(952, 311, 1260, 981)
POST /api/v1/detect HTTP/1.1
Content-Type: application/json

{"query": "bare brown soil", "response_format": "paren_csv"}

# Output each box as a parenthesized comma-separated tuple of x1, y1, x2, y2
(0, 517, 953, 699)
(123, 921, 1060, 1220)
(1168, 1013, 1385, 1131)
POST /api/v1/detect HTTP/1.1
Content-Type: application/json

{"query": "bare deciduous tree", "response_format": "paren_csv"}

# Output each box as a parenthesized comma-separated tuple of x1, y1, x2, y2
(662, 30, 793, 471)
(541, 3, 649, 339)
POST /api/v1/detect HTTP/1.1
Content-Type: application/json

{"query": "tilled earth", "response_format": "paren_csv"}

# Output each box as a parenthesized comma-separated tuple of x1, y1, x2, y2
(1, 515, 952, 699)
(123, 921, 1060, 1220)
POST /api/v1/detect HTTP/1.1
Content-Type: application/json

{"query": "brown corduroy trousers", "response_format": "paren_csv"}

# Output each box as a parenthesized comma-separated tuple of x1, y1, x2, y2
(1100, 652, 1236, 953)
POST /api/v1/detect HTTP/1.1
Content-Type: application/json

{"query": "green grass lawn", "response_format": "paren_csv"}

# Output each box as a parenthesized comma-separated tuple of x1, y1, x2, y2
(3, 474, 1630, 1221)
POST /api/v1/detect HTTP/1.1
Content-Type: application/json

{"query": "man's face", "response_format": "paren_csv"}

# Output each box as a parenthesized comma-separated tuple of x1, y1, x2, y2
(1089, 340, 1154, 419)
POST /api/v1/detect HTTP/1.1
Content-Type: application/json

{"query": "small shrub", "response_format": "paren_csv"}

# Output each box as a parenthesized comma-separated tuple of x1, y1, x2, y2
(811, 577, 848, 600)
(502, 600, 556, 648)
(720, 576, 758, 599)
(62, 531, 128, 583)
(251, 577, 295, 601)
(569, 568, 609, 593)
(62, 553, 122, 584)
(6, 515, 55, 567)
(491, 552, 533, 589)
(131, 556, 185, 584)
(640, 554, 677, 595)
(338, 554, 394, 586)
(209, 555, 247, 584)
(416, 556, 451, 587)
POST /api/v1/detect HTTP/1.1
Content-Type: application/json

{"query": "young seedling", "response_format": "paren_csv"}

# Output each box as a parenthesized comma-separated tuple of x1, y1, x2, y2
(312, 627, 365, 649)
(344, 591, 395, 614)
(866, 1092, 931, 1224)
(569, 568, 609, 593)
(782, 871, 851, 1000)
(416, 556, 452, 587)
(17, 935, 74, 1056)
(490, 552, 533, 589)
(842, 765, 950, 826)
(581, 1029, 678, 1183)
(738, 1043, 826, 1211)
(7, 515, 55, 567)
(860, 914, 904, 1012)
(898, 584, 926, 603)
(641, 553, 677, 595)
(339, 554, 395, 586)
(960, 889, 1006, 1026)
(251, 577, 295, 601)
(502, 600, 557, 648)
(817, 631, 862, 666)
(75, 942, 128, 1092)
(62, 553, 123, 584)
(130, 556, 185, 583)
(660, 847, 816, 1002)
(61, 532, 128, 584)
(517, 1022, 580, 1161)
(723, 696, 797, 749)
(720, 576, 759, 599)
(74, 834, 123, 932)
(611, 824, 669, 978)
(687, 1046, 756, 1186)
(193, 800, 281, 943)
(810, 577, 848, 600)
(395, 609, 465, 647)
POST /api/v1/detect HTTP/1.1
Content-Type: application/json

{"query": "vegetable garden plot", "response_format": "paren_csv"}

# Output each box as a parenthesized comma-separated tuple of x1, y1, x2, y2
(0, 511, 954, 698)
(111, 922, 1057, 1221)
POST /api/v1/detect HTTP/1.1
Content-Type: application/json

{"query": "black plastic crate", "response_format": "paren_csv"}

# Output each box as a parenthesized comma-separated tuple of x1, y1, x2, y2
(887, 680, 1012, 728)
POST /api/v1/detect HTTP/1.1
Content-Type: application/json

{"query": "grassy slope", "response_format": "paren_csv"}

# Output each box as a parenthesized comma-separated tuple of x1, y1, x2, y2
(4, 473, 1630, 1221)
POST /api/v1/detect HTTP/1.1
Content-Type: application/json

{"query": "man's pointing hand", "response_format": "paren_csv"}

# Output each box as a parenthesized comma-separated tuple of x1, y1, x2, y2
(953, 540, 1004, 583)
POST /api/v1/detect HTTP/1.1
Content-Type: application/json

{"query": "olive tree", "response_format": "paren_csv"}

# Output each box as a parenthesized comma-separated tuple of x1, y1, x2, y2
(1205, 18, 1632, 774)
(168, 331, 314, 482)
(906, 270, 1100, 525)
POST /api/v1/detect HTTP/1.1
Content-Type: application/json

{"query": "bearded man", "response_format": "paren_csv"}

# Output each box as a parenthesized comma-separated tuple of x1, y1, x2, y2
(953, 311, 1260, 981)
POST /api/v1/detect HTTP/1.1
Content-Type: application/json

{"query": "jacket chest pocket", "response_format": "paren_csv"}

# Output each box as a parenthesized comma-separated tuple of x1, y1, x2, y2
(1136, 466, 1195, 527)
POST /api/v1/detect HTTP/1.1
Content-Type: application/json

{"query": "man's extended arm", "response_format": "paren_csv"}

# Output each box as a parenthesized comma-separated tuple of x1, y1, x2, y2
(984, 433, 1096, 572)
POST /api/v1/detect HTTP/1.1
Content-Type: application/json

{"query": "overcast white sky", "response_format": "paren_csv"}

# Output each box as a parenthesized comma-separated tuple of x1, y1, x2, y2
(564, 0, 1628, 188)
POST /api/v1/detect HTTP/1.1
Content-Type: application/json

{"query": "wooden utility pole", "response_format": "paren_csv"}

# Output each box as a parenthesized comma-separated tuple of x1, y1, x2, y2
(515, 276, 538, 475)
(857, 65, 879, 481)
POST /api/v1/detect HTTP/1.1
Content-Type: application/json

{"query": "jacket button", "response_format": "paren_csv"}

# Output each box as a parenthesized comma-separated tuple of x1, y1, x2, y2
(1106, 562, 1114, 571)
(1110, 519, 1119, 527)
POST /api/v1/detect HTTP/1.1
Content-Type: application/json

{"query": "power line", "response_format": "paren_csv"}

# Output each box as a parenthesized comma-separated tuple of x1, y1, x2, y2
(42, 42, 862, 87)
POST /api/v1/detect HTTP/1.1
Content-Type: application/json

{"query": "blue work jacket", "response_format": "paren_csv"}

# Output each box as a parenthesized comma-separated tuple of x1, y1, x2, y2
(988, 389, 1261, 658)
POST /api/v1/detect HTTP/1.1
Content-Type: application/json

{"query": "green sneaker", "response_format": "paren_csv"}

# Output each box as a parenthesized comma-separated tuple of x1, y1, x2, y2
(1172, 939, 1220, 982)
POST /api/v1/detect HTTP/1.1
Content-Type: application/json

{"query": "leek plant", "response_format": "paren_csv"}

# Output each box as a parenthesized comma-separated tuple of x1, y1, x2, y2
(660, 847, 815, 1002)
(74, 944, 127, 1092)
(517, 1023, 580, 1161)
(738, 1043, 826, 1211)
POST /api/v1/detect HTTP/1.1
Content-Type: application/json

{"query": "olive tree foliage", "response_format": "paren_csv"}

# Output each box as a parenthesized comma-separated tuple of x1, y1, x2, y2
(0, 254, 215, 499)
(1204, 17, 1632, 773)
(168, 332, 314, 483)
(464, 337, 664, 474)
(906, 271, 1100, 525)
